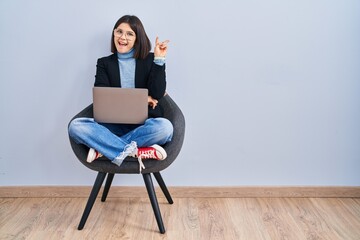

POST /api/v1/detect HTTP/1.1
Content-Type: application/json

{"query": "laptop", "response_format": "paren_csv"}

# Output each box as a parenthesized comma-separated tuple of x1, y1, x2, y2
(93, 87, 148, 124)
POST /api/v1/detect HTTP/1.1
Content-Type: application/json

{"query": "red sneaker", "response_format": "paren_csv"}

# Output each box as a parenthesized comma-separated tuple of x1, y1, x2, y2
(135, 144, 167, 161)
(87, 148, 103, 163)
(130, 144, 167, 172)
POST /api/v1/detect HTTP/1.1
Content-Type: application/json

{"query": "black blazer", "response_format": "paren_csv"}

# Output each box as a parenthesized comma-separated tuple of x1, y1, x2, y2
(94, 52, 166, 118)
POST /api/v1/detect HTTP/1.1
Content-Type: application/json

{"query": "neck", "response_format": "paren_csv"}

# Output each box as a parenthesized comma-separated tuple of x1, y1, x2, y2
(117, 48, 134, 59)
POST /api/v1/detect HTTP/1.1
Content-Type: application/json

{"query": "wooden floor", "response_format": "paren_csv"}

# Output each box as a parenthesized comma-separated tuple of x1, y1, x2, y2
(1, 197, 360, 240)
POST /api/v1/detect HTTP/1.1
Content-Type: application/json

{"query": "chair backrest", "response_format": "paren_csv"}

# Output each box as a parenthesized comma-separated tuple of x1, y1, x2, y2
(68, 94, 185, 174)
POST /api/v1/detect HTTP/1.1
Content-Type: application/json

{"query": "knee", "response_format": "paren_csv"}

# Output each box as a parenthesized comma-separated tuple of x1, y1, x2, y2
(68, 118, 80, 137)
(68, 117, 91, 138)
(156, 118, 174, 139)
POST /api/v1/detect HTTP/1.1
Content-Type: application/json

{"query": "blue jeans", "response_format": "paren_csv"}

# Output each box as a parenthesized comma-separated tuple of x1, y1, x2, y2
(68, 117, 173, 164)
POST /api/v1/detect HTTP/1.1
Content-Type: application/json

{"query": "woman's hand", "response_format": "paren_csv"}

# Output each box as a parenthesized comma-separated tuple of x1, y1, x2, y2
(148, 96, 158, 109)
(154, 37, 170, 58)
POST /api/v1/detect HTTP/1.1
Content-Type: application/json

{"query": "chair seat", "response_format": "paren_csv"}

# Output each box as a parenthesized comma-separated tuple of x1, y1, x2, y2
(69, 94, 185, 174)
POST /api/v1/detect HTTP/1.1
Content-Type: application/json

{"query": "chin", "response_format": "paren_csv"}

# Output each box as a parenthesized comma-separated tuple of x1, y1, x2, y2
(116, 44, 132, 53)
(117, 48, 131, 54)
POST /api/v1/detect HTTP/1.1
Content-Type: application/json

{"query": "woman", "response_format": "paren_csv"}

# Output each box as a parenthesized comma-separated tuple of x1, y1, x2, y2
(69, 15, 173, 172)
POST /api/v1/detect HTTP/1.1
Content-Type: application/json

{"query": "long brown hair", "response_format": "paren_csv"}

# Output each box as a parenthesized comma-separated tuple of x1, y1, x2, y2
(111, 15, 151, 59)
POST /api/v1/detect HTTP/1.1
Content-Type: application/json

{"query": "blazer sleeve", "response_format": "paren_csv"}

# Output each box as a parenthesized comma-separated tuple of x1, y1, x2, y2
(94, 57, 111, 87)
(146, 54, 166, 100)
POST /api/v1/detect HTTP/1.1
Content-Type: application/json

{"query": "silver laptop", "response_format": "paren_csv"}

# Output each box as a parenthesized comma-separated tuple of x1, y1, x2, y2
(93, 87, 148, 124)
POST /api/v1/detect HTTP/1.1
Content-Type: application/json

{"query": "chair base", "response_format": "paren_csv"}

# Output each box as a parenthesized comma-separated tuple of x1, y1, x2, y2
(78, 171, 172, 234)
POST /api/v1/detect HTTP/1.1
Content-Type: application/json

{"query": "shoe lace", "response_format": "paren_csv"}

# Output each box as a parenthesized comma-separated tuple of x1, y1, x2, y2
(96, 152, 103, 159)
(138, 149, 158, 159)
(137, 148, 158, 173)
(137, 156, 146, 173)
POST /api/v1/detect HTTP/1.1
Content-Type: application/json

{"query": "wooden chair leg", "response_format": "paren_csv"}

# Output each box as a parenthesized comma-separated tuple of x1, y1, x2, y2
(153, 172, 173, 204)
(143, 173, 166, 234)
(101, 173, 114, 202)
(78, 172, 106, 230)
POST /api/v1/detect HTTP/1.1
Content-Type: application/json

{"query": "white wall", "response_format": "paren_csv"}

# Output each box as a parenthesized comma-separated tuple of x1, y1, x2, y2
(1, 0, 359, 186)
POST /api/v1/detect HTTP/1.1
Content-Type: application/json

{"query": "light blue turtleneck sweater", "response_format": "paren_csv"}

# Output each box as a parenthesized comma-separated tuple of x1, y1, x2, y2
(117, 49, 165, 88)
(117, 49, 136, 88)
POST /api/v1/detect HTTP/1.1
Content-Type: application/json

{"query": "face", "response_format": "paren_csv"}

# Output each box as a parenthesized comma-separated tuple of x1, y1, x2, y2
(113, 23, 136, 53)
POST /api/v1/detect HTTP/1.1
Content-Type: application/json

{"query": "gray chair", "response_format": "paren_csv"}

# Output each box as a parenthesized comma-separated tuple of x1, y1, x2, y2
(68, 94, 185, 234)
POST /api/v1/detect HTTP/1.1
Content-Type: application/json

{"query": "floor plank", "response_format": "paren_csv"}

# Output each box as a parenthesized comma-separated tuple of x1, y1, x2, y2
(0, 197, 359, 239)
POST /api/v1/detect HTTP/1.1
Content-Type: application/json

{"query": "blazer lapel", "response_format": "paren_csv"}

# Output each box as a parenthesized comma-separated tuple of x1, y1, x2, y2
(135, 58, 145, 88)
(109, 53, 121, 87)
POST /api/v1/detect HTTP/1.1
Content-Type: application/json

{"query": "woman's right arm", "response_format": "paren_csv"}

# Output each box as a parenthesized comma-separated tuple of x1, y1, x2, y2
(94, 58, 111, 87)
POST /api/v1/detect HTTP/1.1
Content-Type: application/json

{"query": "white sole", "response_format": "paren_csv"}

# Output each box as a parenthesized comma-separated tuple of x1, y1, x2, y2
(151, 144, 167, 160)
(86, 148, 96, 163)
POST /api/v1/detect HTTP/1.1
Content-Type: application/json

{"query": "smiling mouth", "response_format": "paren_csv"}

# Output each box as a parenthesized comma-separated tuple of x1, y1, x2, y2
(119, 42, 128, 46)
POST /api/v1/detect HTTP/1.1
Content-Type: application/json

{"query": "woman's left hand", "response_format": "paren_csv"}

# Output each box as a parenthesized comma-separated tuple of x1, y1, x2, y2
(148, 96, 158, 109)
(154, 37, 170, 58)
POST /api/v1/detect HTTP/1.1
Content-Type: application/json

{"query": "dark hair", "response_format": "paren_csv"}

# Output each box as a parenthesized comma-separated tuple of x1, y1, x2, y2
(111, 15, 151, 59)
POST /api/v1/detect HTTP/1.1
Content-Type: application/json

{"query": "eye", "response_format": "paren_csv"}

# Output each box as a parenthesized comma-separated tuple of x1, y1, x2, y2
(127, 32, 134, 37)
